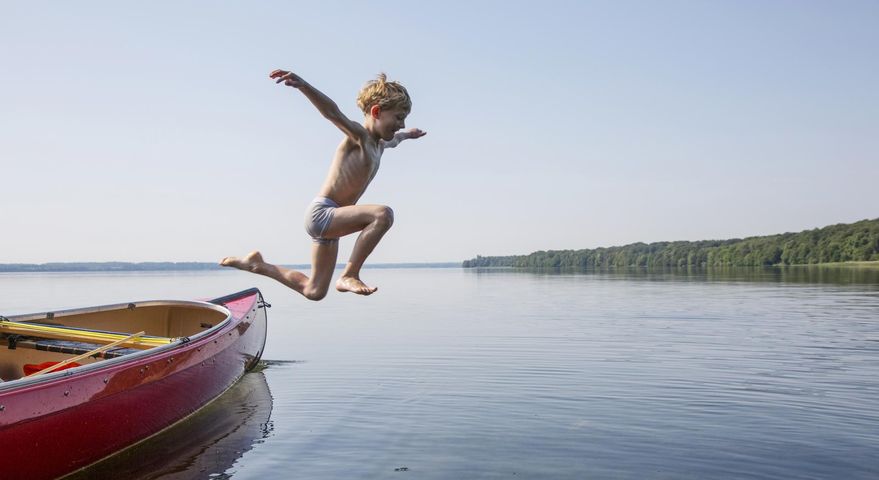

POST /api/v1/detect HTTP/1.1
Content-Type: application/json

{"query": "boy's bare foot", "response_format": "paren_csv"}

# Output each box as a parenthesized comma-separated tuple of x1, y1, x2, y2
(336, 276, 377, 296)
(220, 251, 264, 273)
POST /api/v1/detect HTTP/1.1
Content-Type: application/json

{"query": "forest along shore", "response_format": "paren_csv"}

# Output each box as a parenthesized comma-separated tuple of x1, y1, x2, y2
(464, 218, 879, 268)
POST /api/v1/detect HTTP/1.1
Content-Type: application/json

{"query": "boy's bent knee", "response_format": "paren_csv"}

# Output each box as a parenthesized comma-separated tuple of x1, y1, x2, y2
(303, 286, 328, 301)
(375, 206, 394, 229)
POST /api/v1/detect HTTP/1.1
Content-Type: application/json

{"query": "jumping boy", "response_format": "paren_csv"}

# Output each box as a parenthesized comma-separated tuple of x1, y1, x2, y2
(220, 69, 426, 300)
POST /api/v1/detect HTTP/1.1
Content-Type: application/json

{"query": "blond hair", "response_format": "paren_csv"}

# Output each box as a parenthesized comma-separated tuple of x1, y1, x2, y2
(356, 73, 411, 115)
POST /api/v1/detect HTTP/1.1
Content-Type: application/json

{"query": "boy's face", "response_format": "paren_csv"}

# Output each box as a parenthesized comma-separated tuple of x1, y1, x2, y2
(373, 106, 408, 141)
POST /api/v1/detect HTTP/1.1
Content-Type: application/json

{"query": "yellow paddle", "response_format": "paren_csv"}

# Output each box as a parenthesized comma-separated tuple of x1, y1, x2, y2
(0, 320, 170, 349)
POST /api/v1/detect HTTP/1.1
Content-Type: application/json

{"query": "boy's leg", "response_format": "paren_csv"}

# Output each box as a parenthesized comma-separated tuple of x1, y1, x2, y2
(321, 204, 394, 295)
(303, 241, 339, 300)
(220, 244, 338, 301)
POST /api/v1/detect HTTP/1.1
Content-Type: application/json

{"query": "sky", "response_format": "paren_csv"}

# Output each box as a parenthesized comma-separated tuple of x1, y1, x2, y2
(1, 1, 877, 264)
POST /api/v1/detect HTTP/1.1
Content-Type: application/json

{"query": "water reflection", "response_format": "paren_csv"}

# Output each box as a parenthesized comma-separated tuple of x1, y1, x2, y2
(69, 367, 274, 480)
(466, 265, 879, 285)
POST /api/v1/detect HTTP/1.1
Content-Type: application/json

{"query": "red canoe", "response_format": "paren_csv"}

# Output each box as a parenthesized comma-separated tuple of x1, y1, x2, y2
(0, 288, 268, 480)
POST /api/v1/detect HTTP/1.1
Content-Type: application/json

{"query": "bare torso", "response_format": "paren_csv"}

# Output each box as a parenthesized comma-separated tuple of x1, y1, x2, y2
(317, 136, 384, 206)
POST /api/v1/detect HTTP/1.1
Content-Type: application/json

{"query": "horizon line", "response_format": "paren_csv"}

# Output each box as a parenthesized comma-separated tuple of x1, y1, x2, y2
(0, 261, 462, 273)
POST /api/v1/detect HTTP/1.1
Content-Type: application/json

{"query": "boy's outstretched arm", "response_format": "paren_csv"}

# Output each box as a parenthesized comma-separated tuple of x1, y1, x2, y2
(270, 69, 368, 142)
(382, 128, 427, 149)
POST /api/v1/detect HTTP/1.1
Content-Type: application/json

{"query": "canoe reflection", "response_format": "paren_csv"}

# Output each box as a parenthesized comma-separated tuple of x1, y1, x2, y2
(69, 368, 273, 479)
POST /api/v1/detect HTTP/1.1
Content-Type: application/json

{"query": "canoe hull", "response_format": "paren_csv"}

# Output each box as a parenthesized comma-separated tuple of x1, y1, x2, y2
(0, 288, 268, 480)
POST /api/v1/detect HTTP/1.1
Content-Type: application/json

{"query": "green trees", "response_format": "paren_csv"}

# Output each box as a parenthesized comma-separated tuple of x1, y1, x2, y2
(462, 218, 879, 268)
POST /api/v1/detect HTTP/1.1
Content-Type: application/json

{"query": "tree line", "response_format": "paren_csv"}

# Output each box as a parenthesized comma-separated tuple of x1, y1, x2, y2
(463, 218, 879, 268)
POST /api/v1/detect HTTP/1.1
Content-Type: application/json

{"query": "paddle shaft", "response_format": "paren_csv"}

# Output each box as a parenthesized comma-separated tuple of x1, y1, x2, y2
(0, 321, 164, 349)
(30, 331, 147, 376)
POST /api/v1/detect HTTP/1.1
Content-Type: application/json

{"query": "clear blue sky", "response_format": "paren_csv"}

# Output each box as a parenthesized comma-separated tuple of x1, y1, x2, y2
(2, 1, 877, 264)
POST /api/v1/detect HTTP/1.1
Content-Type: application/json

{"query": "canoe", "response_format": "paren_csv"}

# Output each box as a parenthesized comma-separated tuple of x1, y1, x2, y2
(0, 288, 269, 480)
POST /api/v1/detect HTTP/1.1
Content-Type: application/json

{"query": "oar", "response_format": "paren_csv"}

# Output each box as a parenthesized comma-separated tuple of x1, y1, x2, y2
(30, 331, 146, 377)
(0, 320, 168, 349)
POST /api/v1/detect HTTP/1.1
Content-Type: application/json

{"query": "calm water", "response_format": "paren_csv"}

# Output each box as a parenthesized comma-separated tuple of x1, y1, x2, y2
(2, 267, 878, 479)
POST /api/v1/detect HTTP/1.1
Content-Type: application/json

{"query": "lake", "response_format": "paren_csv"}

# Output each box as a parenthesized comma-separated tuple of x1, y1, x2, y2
(2, 267, 878, 479)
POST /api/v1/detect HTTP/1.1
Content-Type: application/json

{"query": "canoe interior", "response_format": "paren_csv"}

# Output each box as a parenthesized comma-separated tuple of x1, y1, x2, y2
(0, 302, 228, 382)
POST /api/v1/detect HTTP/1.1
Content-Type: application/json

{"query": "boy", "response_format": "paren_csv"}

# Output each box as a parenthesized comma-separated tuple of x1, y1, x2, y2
(220, 69, 426, 300)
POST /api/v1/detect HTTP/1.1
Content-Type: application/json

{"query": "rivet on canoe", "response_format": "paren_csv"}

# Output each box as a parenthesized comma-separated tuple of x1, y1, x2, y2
(103, 378, 109, 384)
(140, 368, 144, 374)
(63, 391, 69, 396)
(0, 405, 5, 412)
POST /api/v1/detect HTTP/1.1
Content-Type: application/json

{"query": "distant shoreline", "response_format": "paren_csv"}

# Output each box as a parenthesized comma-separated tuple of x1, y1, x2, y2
(464, 218, 879, 269)
(793, 260, 879, 267)
(2, 260, 877, 273)
(0, 262, 461, 273)
(464, 261, 879, 269)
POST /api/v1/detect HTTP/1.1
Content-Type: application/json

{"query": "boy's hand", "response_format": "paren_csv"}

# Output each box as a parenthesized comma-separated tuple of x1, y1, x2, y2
(270, 69, 304, 88)
(406, 128, 427, 139)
